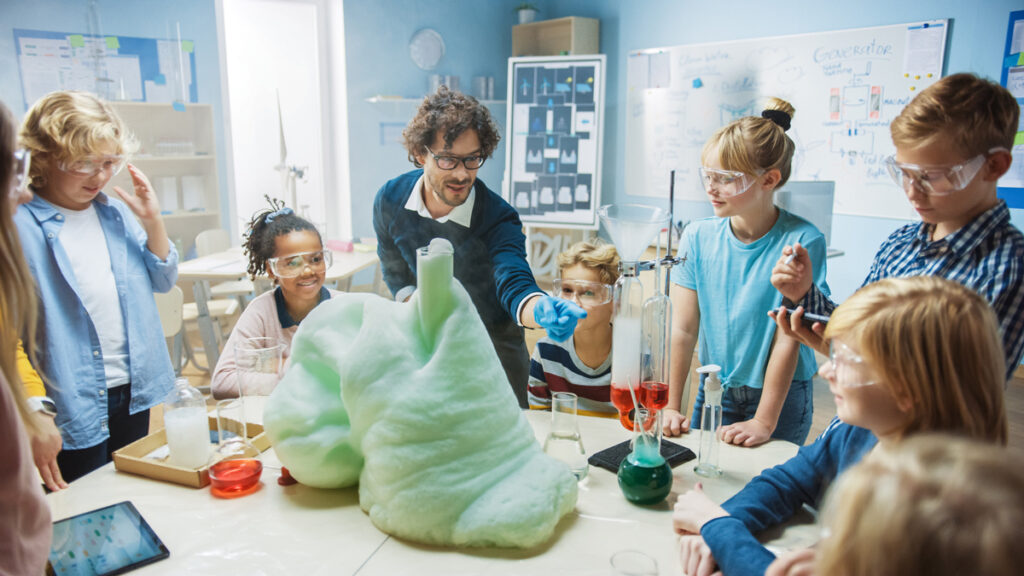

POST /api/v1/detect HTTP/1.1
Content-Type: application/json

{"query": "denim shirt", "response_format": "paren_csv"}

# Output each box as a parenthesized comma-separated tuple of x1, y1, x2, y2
(15, 193, 178, 450)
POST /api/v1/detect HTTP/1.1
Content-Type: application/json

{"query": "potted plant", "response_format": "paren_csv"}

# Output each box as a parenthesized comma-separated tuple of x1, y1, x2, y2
(516, 3, 539, 25)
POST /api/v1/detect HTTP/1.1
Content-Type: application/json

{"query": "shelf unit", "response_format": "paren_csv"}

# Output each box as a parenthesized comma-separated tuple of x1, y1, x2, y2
(108, 102, 221, 255)
(511, 16, 599, 57)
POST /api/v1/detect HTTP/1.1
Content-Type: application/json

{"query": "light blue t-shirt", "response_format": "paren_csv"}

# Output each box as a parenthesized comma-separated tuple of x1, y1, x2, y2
(671, 208, 829, 389)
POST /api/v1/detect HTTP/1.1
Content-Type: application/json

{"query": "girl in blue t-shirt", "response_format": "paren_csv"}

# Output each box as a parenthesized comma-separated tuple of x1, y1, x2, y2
(664, 98, 829, 446)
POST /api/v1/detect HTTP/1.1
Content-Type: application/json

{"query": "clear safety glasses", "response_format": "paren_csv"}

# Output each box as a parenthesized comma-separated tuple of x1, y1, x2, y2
(58, 154, 127, 177)
(267, 250, 333, 278)
(698, 166, 763, 197)
(828, 340, 877, 388)
(552, 278, 613, 308)
(424, 145, 486, 171)
(883, 147, 1007, 197)
(10, 148, 31, 198)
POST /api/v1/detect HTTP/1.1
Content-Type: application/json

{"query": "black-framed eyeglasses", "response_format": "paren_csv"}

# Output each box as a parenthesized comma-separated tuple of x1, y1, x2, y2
(424, 146, 486, 170)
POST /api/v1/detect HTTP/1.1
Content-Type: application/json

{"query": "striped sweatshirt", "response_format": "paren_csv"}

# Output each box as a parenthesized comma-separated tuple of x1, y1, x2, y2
(528, 336, 616, 416)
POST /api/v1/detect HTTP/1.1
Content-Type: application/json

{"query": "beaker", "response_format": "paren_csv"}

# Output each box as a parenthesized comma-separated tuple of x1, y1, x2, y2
(163, 377, 209, 469)
(617, 408, 672, 505)
(234, 336, 284, 397)
(208, 398, 262, 498)
(609, 550, 659, 576)
(542, 392, 588, 480)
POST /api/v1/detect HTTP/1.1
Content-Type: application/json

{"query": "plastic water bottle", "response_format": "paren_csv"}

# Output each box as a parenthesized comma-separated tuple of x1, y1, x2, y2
(164, 378, 210, 469)
(694, 364, 723, 477)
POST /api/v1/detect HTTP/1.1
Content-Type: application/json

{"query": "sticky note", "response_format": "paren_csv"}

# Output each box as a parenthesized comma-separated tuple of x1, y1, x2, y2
(105, 36, 119, 49)
(1006, 54, 1019, 68)
(69, 35, 85, 48)
(181, 40, 194, 53)
(1015, 132, 1024, 147)
(693, 78, 703, 88)
(172, 101, 186, 112)
(1019, 52, 1024, 66)
(154, 73, 166, 85)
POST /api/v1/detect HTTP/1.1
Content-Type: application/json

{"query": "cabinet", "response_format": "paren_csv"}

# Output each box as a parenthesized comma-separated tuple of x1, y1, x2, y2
(511, 16, 599, 57)
(108, 102, 220, 255)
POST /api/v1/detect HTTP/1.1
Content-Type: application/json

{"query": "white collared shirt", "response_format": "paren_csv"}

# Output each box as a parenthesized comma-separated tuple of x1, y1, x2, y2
(404, 175, 475, 228)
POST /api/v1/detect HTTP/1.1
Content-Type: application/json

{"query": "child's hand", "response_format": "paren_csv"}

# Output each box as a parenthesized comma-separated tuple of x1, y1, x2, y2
(769, 306, 828, 356)
(766, 548, 817, 576)
(673, 482, 729, 534)
(113, 164, 162, 223)
(719, 418, 773, 447)
(770, 243, 813, 303)
(662, 407, 691, 437)
(678, 534, 720, 576)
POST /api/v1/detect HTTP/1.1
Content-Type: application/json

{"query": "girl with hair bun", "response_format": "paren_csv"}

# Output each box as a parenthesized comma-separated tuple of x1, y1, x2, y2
(211, 197, 339, 398)
(666, 98, 829, 446)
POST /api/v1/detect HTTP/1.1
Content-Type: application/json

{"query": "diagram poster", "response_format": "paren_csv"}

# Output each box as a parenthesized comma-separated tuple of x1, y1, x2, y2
(998, 10, 1024, 207)
(504, 55, 605, 229)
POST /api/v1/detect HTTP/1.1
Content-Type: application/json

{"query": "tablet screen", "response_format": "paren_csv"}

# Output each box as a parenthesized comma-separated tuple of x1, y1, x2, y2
(47, 501, 169, 576)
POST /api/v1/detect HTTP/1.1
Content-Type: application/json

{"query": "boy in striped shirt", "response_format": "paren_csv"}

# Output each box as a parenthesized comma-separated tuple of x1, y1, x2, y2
(771, 73, 1024, 381)
(529, 241, 620, 416)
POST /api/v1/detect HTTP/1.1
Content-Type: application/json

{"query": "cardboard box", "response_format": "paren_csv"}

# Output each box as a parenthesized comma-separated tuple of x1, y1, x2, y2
(113, 416, 271, 488)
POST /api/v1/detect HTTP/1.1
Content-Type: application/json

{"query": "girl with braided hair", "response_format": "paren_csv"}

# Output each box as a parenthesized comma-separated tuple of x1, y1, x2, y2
(211, 197, 338, 398)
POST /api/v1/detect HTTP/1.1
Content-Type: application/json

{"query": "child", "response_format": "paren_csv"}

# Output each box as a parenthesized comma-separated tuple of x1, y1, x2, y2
(666, 98, 828, 446)
(672, 276, 1008, 576)
(528, 240, 618, 416)
(15, 91, 178, 483)
(772, 73, 1024, 381)
(0, 98, 51, 575)
(811, 435, 1024, 576)
(211, 198, 338, 398)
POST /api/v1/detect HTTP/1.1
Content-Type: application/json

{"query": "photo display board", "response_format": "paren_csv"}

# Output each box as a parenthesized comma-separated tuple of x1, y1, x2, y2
(504, 55, 606, 229)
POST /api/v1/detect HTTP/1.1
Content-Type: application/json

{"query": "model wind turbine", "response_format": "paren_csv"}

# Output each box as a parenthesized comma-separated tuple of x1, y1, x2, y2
(274, 91, 308, 210)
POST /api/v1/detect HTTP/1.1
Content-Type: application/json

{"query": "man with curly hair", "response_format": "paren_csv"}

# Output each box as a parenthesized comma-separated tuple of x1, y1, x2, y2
(373, 86, 585, 408)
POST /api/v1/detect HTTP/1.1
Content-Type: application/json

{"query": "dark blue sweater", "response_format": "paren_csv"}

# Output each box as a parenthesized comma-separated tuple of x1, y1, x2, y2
(372, 169, 541, 330)
(701, 418, 878, 576)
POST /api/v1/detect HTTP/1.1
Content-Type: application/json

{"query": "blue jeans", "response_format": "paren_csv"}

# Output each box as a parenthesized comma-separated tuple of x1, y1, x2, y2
(691, 375, 813, 445)
(56, 384, 150, 483)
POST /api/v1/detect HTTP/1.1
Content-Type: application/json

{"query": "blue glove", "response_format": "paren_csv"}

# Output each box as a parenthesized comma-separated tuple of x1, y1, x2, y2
(533, 295, 587, 342)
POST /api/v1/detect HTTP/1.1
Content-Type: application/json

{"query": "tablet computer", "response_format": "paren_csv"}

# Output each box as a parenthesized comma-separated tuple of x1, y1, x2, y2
(46, 501, 170, 576)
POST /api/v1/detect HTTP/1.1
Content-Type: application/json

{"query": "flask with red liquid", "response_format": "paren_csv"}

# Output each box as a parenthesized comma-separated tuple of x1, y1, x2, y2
(208, 398, 262, 497)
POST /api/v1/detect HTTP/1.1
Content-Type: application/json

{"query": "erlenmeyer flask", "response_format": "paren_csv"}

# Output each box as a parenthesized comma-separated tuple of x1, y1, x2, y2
(542, 392, 588, 480)
(208, 398, 262, 498)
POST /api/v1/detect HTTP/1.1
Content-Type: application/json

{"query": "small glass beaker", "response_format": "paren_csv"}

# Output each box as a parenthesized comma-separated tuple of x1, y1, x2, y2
(208, 398, 262, 498)
(542, 392, 588, 480)
(609, 550, 659, 575)
(234, 336, 284, 397)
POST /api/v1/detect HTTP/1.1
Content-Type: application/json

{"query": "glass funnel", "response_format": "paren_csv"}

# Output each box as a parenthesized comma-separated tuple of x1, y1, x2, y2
(598, 204, 670, 263)
(208, 398, 262, 498)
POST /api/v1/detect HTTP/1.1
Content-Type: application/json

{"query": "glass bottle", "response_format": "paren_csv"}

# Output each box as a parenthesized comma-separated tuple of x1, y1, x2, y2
(542, 392, 588, 480)
(163, 377, 209, 469)
(694, 364, 723, 477)
(208, 398, 262, 498)
(617, 408, 673, 505)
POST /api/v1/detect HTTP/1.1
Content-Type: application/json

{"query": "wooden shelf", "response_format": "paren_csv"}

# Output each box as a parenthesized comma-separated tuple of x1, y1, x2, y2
(366, 96, 506, 105)
(512, 16, 599, 57)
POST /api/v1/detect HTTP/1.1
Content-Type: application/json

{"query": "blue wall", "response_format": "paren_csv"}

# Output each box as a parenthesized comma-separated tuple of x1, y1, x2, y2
(0, 0, 229, 232)
(343, 0, 520, 243)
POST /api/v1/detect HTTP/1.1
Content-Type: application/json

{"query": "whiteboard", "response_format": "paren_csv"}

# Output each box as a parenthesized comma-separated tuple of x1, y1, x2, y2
(625, 20, 948, 220)
(504, 55, 606, 229)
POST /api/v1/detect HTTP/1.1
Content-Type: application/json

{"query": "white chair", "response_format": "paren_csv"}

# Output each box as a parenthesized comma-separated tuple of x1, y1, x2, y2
(154, 286, 186, 376)
(195, 228, 255, 306)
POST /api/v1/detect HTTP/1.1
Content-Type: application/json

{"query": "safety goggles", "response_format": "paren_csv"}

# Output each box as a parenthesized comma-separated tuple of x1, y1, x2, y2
(698, 166, 763, 197)
(552, 278, 613, 308)
(424, 146, 486, 171)
(10, 148, 31, 198)
(58, 154, 127, 177)
(883, 147, 1007, 196)
(267, 250, 333, 278)
(828, 340, 877, 388)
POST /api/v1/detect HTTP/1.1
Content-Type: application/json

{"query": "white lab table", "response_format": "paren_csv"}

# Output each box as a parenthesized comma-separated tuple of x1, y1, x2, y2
(46, 410, 813, 575)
